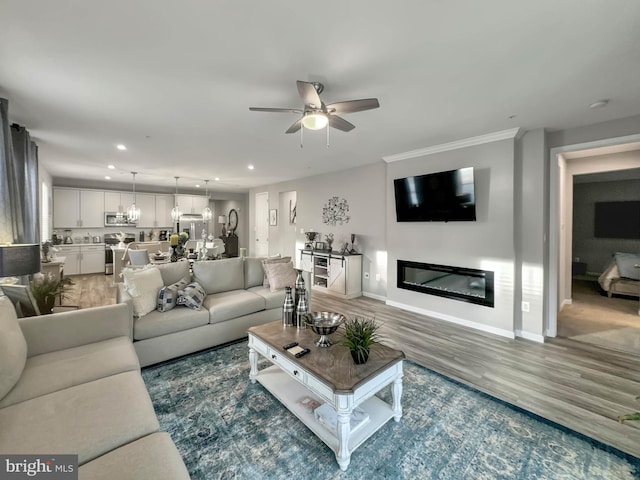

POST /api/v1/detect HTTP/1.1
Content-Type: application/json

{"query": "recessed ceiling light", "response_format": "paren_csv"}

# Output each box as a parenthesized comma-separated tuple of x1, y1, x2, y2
(248, 164, 255, 170)
(589, 99, 609, 109)
(107, 164, 115, 169)
(105, 176, 111, 180)
(116, 144, 127, 151)
(214, 177, 220, 181)
(195, 184, 201, 188)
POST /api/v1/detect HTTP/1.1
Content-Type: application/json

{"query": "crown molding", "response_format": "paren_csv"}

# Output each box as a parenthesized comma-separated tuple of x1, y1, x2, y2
(383, 128, 522, 163)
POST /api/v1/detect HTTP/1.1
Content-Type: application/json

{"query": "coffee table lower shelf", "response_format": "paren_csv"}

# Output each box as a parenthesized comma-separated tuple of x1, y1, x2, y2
(255, 365, 396, 462)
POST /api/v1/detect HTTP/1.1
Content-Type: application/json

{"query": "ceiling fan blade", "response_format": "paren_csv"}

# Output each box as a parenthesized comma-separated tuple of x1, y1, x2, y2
(329, 115, 356, 132)
(285, 118, 302, 134)
(326, 98, 380, 114)
(249, 107, 303, 113)
(297, 81, 322, 108)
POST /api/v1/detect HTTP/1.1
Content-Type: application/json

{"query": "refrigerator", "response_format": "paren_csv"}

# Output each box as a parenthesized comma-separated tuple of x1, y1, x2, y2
(178, 214, 210, 242)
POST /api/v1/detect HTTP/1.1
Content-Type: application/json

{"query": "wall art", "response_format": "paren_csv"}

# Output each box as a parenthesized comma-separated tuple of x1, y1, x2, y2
(269, 209, 277, 226)
(322, 196, 350, 226)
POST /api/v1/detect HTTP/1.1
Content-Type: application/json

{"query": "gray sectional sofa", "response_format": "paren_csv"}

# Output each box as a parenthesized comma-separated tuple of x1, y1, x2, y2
(0, 296, 190, 480)
(117, 256, 308, 367)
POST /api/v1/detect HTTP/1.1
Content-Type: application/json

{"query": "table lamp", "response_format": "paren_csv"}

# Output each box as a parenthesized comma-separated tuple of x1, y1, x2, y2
(218, 215, 227, 236)
(0, 244, 41, 285)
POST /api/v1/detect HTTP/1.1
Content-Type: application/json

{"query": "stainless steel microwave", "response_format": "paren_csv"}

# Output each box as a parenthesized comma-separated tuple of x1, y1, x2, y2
(105, 212, 137, 227)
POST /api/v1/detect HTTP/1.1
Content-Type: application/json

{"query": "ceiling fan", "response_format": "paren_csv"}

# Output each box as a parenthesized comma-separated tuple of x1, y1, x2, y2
(249, 80, 380, 134)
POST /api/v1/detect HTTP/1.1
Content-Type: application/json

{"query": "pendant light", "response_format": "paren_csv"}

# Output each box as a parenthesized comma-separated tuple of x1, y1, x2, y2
(127, 171, 140, 222)
(201, 179, 212, 221)
(171, 176, 182, 222)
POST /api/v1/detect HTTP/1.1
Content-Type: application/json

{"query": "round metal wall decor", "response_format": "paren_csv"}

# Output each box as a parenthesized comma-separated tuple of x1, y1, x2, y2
(322, 196, 350, 226)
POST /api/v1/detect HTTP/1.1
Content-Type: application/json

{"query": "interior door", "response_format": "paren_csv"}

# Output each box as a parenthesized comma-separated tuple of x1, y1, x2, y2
(255, 192, 269, 257)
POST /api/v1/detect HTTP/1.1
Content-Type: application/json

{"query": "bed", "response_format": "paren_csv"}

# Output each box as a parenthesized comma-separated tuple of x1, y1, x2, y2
(598, 252, 640, 298)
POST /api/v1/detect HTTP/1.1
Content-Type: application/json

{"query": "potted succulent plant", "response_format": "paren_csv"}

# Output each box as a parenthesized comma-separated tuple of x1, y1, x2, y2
(618, 398, 640, 423)
(341, 316, 382, 364)
(30, 273, 74, 314)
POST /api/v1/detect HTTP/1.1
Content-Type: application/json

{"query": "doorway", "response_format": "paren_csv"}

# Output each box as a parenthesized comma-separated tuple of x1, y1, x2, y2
(255, 192, 269, 257)
(548, 136, 640, 353)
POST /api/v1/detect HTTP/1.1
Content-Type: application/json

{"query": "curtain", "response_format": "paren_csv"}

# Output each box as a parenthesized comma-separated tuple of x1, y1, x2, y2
(0, 98, 40, 244)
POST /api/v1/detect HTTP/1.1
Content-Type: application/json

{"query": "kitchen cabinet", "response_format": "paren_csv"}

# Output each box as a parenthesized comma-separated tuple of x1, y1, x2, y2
(300, 250, 362, 299)
(155, 195, 175, 228)
(55, 244, 105, 275)
(136, 193, 157, 228)
(176, 195, 209, 215)
(104, 191, 134, 213)
(53, 188, 105, 228)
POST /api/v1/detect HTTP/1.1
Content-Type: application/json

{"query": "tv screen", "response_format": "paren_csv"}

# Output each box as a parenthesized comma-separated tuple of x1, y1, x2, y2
(594, 201, 640, 239)
(394, 167, 476, 222)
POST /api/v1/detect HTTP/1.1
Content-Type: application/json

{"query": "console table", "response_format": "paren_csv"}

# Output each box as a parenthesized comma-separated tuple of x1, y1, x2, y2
(299, 250, 362, 299)
(219, 235, 238, 257)
(248, 321, 404, 471)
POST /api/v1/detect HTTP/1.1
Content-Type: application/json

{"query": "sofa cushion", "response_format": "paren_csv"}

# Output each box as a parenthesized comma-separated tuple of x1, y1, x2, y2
(177, 282, 206, 310)
(0, 297, 27, 401)
(244, 256, 267, 289)
(134, 307, 210, 340)
(122, 266, 164, 317)
(155, 261, 191, 286)
(0, 336, 139, 408)
(193, 257, 244, 294)
(157, 281, 188, 313)
(263, 260, 297, 292)
(262, 256, 291, 287)
(248, 286, 287, 310)
(203, 290, 265, 325)
(78, 432, 190, 480)
(0, 371, 159, 465)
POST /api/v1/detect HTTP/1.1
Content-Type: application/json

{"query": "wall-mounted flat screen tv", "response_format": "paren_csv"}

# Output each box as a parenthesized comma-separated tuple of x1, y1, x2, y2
(594, 201, 640, 239)
(394, 167, 476, 222)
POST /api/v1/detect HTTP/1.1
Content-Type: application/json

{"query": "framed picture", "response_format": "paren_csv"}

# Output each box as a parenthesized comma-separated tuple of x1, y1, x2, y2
(269, 209, 277, 226)
(289, 199, 297, 224)
(340, 242, 350, 255)
(314, 241, 325, 250)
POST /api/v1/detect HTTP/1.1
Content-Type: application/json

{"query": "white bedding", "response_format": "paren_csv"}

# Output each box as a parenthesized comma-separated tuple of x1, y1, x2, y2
(597, 259, 619, 292)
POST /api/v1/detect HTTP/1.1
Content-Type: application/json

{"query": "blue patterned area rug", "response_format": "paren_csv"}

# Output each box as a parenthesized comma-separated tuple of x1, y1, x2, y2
(141, 341, 640, 479)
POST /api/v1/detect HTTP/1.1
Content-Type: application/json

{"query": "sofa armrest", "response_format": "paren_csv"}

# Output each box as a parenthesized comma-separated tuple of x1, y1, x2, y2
(116, 282, 135, 318)
(19, 303, 134, 357)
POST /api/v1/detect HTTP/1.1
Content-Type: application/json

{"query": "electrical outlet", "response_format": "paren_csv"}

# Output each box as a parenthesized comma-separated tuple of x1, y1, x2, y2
(521, 301, 530, 313)
(364, 272, 370, 279)
(375, 273, 381, 281)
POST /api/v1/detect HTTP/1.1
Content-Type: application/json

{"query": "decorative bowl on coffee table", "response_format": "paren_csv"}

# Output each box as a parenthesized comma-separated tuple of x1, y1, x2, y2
(305, 311, 347, 347)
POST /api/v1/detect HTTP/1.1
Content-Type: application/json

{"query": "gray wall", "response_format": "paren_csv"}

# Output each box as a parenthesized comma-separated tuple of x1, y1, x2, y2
(385, 138, 516, 335)
(572, 179, 640, 273)
(249, 162, 387, 299)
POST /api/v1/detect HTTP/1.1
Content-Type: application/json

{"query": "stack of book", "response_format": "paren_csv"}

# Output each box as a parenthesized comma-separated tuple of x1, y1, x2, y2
(314, 403, 370, 435)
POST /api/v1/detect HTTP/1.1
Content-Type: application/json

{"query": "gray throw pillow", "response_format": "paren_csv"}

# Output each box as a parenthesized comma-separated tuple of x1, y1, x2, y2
(262, 256, 292, 287)
(263, 261, 297, 292)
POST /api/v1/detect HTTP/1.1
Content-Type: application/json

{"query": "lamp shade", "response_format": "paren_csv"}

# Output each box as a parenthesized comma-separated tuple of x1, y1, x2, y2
(218, 215, 227, 224)
(0, 244, 41, 277)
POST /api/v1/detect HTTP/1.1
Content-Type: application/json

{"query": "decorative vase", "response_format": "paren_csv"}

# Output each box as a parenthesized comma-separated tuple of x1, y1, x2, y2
(170, 247, 178, 262)
(350, 348, 370, 365)
(282, 286, 294, 326)
(294, 270, 305, 324)
(296, 290, 308, 329)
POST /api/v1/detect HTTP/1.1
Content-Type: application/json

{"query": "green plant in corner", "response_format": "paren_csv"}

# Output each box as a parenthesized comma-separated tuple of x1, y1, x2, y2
(618, 396, 640, 423)
(30, 273, 74, 315)
(341, 316, 383, 365)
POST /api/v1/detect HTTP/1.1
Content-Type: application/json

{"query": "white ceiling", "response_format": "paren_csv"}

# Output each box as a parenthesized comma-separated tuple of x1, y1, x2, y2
(1, 0, 639, 193)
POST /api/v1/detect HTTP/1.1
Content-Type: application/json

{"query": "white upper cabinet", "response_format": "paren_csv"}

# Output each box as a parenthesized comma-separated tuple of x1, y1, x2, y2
(154, 195, 175, 227)
(104, 191, 134, 213)
(176, 195, 209, 215)
(53, 188, 104, 228)
(135, 194, 157, 228)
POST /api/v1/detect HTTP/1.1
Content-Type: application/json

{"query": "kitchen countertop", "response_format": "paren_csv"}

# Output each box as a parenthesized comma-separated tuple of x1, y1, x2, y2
(55, 243, 105, 247)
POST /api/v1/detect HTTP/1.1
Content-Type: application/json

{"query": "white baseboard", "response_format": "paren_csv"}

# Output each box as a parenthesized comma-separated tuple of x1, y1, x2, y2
(385, 300, 515, 339)
(562, 298, 572, 306)
(515, 330, 545, 343)
(362, 291, 387, 302)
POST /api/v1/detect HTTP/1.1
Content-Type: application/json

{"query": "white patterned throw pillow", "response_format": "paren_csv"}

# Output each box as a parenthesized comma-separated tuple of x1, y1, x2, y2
(157, 281, 188, 312)
(177, 282, 206, 310)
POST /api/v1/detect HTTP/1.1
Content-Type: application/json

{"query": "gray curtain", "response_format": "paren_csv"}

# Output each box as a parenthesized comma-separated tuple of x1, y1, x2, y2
(0, 98, 40, 244)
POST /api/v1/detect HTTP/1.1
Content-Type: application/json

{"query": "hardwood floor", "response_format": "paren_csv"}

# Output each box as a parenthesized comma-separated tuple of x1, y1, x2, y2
(68, 273, 640, 459)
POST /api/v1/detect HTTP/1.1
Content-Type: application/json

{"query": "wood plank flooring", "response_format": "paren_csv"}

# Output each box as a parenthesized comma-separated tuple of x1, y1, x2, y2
(65, 273, 640, 459)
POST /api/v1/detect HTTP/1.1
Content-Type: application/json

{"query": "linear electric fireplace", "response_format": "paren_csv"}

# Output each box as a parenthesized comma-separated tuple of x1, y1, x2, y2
(397, 260, 494, 308)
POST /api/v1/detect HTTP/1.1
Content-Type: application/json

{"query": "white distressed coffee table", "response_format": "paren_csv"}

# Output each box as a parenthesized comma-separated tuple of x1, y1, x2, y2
(248, 321, 404, 471)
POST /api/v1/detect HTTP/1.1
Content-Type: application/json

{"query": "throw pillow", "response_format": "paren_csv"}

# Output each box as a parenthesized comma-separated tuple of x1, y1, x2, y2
(122, 266, 164, 317)
(263, 261, 297, 292)
(157, 280, 188, 313)
(177, 282, 206, 310)
(262, 256, 291, 287)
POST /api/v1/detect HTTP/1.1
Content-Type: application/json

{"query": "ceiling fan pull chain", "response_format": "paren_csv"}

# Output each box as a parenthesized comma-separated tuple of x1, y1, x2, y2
(326, 123, 330, 148)
(300, 124, 304, 148)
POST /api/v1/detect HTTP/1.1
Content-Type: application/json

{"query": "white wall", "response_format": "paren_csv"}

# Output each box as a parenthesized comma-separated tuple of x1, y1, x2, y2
(385, 138, 516, 337)
(249, 162, 387, 299)
(39, 164, 53, 241)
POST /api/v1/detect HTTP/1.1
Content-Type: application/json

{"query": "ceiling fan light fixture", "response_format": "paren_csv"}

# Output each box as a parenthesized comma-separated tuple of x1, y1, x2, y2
(301, 112, 328, 130)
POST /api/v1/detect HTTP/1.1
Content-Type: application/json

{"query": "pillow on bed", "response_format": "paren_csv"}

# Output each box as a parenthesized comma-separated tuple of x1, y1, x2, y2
(614, 252, 640, 280)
